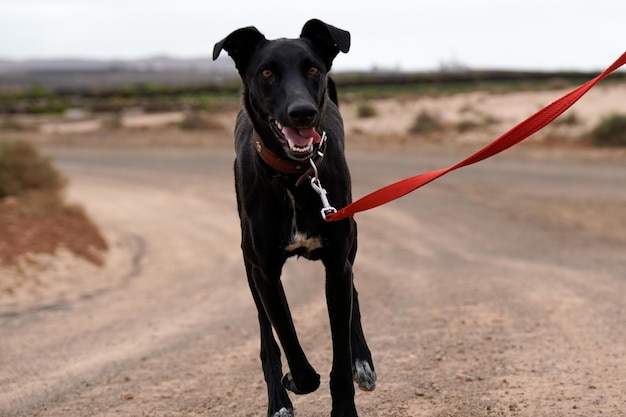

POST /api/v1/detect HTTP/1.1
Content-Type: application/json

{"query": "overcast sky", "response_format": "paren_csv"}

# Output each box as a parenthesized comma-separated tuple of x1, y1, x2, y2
(1, 0, 624, 72)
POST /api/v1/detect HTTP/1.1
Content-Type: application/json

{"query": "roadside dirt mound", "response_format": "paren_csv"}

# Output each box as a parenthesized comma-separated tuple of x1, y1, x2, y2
(0, 201, 108, 302)
(0, 204, 107, 266)
(0, 227, 138, 316)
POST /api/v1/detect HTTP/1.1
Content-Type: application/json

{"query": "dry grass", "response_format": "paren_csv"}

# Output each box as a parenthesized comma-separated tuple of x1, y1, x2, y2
(0, 140, 108, 268)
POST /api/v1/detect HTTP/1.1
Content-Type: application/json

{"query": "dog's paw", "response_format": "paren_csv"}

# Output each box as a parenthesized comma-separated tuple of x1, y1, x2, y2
(272, 407, 294, 417)
(353, 359, 377, 391)
(281, 372, 320, 395)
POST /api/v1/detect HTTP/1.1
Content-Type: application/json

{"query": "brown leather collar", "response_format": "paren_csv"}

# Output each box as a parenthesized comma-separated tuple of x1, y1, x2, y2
(252, 130, 326, 186)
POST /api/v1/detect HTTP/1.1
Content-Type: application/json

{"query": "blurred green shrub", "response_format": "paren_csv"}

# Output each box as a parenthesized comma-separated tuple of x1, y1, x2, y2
(409, 110, 443, 134)
(589, 113, 626, 147)
(356, 102, 378, 118)
(0, 141, 67, 213)
(178, 112, 221, 130)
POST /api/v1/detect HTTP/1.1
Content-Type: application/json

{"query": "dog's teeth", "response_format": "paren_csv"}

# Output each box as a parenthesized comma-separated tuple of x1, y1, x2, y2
(285, 136, 314, 154)
(276, 121, 283, 130)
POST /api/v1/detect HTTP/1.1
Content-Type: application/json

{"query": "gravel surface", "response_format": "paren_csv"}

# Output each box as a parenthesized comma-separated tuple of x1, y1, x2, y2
(2, 85, 625, 416)
(1, 140, 624, 416)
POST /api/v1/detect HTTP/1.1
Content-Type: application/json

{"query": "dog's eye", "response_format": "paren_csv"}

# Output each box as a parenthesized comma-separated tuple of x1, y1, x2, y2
(261, 69, 273, 79)
(308, 67, 320, 77)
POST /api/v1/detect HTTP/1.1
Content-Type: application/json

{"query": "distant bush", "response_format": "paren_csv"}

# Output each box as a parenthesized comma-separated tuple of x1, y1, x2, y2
(409, 110, 443, 134)
(589, 113, 626, 147)
(102, 114, 122, 130)
(455, 119, 481, 132)
(356, 102, 377, 118)
(553, 111, 581, 126)
(0, 141, 66, 200)
(0, 117, 26, 131)
(455, 112, 501, 133)
(178, 112, 222, 130)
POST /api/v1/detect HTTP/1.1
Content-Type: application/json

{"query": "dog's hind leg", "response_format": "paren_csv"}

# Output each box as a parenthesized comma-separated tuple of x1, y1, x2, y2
(246, 263, 294, 417)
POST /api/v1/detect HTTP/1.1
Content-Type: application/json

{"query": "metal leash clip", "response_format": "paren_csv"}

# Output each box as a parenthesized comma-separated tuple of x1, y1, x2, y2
(309, 157, 337, 220)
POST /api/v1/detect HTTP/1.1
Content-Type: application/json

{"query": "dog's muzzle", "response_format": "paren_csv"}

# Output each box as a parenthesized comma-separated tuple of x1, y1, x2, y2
(270, 119, 322, 160)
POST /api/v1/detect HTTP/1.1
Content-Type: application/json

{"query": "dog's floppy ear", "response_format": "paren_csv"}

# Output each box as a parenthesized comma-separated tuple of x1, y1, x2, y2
(300, 19, 350, 70)
(213, 26, 267, 74)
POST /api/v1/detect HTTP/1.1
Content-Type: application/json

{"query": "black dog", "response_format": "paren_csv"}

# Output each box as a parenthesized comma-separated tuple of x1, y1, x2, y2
(213, 19, 376, 417)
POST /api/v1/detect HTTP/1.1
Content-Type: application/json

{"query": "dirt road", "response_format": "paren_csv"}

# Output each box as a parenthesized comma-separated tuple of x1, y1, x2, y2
(1, 144, 625, 417)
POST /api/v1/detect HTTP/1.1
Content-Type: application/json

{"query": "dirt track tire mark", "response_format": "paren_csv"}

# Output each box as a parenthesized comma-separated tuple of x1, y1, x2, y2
(0, 233, 145, 322)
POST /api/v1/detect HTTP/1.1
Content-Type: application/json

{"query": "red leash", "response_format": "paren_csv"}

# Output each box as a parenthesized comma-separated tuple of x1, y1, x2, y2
(325, 50, 626, 222)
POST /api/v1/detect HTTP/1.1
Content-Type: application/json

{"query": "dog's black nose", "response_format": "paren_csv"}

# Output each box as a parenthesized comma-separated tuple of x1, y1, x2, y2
(288, 103, 318, 125)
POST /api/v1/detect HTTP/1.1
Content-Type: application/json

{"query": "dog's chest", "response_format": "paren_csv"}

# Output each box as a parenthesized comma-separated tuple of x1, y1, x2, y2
(285, 231, 323, 254)
(283, 190, 323, 257)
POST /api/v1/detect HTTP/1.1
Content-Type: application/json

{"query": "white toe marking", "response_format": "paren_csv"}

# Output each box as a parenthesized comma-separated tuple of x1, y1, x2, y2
(354, 359, 377, 391)
(273, 407, 293, 417)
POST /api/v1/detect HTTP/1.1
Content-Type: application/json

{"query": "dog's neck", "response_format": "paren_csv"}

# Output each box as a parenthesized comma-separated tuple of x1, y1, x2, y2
(252, 130, 326, 187)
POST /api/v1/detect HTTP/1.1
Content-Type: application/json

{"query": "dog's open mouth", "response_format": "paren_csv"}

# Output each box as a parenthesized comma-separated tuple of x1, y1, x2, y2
(270, 119, 322, 159)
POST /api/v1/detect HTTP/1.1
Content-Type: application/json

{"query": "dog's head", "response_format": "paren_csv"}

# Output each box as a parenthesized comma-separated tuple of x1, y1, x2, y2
(213, 19, 350, 161)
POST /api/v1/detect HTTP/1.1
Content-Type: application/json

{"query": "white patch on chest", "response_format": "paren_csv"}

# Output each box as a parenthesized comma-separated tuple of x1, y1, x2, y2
(285, 232, 323, 253)
(284, 190, 323, 254)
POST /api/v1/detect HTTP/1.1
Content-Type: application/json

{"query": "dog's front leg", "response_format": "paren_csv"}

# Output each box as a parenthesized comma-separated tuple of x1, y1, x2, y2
(249, 262, 321, 396)
(245, 261, 293, 417)
(350, 285, 377, 392)
(347, 237, 377, 392)
(324, 259, 359, 417)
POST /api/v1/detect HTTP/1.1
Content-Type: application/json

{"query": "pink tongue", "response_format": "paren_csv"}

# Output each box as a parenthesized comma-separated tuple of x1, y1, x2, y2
(282, 127, 321, 147)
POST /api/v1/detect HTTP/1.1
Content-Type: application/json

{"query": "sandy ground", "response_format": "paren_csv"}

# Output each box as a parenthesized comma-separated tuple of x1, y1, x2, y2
(341, 84, 626, 141)
(1, 85, 626, 416)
